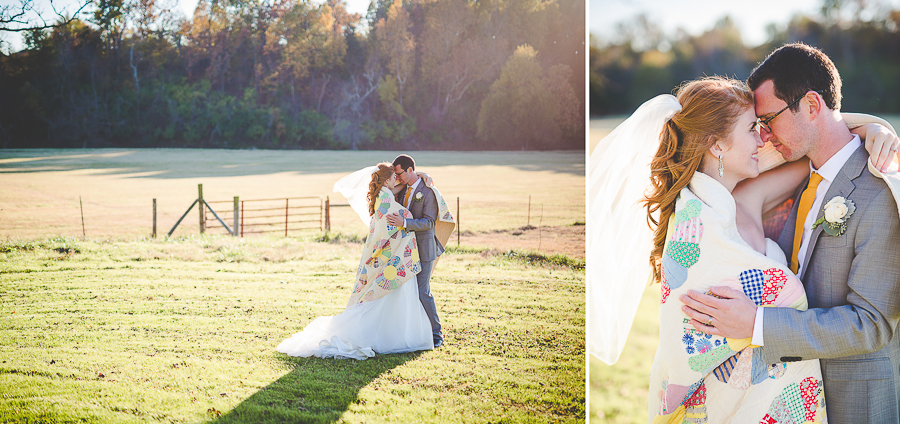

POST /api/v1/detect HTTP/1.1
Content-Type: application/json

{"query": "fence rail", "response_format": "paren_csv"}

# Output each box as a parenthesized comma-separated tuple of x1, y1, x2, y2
(151, 184, 584, 242)
(0, 191, 583, 244)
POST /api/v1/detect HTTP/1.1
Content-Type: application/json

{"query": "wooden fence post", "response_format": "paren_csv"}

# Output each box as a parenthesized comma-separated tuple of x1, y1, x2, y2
(527, 195, 531, 227)
(198, 184, 205, 234)
(325, 196, 331, 232)
(167, 199, 198, 237)
(233, 197, 239, 237)
(79, 196, 86, 240)
(285, 198, 289, 237)
(152, 198, 157, 238)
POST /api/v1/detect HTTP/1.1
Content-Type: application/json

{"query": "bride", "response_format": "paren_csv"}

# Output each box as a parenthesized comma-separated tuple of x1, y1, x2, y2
(277, 163, 436, 359)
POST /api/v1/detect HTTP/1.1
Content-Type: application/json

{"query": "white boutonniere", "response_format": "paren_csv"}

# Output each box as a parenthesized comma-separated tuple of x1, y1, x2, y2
(812, 196, 856, 236)
(414, 192, 423, 202)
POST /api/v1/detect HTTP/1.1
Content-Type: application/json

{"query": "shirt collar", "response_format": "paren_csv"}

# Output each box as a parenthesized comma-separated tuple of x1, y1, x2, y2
(407, 178, 421, 193)
(810, 134, 861, 183)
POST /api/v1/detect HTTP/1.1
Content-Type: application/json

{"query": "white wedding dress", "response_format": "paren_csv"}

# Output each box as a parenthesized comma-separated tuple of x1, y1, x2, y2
(764, 238, 787, 265)
(276, 275, 433, 360)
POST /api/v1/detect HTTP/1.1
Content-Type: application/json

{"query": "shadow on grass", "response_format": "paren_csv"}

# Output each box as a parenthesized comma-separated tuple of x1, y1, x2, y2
(210, 351, 422, 424)
(0, 149, 584, 178)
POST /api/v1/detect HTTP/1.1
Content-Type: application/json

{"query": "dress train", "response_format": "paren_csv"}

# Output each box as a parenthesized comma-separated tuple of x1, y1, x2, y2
(277, 275, 433, 360)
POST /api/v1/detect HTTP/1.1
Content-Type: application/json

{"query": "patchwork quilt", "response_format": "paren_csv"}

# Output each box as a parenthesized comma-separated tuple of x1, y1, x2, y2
(649, 172, 825, 424)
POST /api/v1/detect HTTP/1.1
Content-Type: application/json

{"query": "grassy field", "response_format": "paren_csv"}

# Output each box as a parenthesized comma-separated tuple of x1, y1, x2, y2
(0, 235, 585, 423)
(0, 150, 584, 251)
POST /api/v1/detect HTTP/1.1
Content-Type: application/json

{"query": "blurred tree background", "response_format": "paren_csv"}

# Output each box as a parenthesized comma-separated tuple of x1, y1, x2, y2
(590, 0, 900, 117)
(0, 0, 585, 149)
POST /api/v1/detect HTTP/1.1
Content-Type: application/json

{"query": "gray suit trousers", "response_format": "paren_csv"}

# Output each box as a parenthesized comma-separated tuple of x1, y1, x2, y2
(417, 259, 442, 344)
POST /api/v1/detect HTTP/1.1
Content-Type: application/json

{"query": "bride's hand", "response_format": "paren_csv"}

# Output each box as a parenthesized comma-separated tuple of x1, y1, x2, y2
(857, 123, 900, 172)
(416, 171, 434, 186)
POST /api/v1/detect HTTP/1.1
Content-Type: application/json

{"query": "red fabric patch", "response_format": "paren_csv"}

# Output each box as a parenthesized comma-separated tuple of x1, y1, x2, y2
(761, 268, 788, 305)
(661, 268, 671, 304)
(800, 377, 820, 420)
(684, 383, 706, 407)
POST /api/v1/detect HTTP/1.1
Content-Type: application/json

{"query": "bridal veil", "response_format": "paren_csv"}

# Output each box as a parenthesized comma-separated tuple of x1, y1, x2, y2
(588, 94, 681, 365)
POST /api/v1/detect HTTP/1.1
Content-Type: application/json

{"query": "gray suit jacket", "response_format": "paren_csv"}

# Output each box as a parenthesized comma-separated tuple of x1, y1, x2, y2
(767, 146, 900, 423)
(399, 182, 444, 262)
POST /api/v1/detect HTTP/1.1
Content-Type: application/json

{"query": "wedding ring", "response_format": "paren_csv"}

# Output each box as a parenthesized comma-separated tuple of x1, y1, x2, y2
(707, 317, 713, 327)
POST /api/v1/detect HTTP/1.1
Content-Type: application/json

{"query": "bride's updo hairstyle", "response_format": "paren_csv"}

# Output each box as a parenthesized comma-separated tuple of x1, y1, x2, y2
(367, 163, 395, 216)
(644, 77, 754, 284)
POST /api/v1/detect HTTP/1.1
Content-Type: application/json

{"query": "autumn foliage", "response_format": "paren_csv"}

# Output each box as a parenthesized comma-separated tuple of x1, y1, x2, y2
(0, 0, 585, 150)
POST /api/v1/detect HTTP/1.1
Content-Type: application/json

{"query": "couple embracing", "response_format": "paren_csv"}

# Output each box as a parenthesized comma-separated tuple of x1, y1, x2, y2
(277, 154, 454, 359)
(594, 43, 900, 422)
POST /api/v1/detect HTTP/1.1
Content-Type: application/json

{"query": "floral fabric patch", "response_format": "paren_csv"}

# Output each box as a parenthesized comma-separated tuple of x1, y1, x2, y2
(759, 377, 823, 423)
(661, 199, 704, 294)
(740, 267, 789, 306)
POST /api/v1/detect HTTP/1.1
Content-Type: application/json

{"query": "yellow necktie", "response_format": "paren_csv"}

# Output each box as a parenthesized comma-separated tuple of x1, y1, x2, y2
(790, 172, 824, 274)
(403, 187, 412, 207)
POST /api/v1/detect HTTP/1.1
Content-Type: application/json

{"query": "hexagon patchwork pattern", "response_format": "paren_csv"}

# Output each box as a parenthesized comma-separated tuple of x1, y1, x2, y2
(661, 199, 704, 292)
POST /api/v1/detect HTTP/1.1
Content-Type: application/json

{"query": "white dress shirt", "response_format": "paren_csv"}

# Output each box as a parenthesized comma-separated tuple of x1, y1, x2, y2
(751, 135, 862, 346)
(400, 178, 422, 228)
(404, 178, 421, 209)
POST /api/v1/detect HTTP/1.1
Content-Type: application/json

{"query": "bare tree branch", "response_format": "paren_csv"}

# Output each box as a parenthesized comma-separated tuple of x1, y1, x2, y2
(0, 0, 31, 26)
(0, 0, 91, 32)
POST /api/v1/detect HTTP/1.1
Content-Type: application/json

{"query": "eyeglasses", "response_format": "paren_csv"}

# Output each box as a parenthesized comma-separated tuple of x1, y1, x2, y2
(756, 91, 821, 133)
(395, 170, 405, 178)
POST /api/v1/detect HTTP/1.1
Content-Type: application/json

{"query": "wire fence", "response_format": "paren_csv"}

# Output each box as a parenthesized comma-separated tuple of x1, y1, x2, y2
(451, 199, 584, 233)
(0, 193, 584, 241)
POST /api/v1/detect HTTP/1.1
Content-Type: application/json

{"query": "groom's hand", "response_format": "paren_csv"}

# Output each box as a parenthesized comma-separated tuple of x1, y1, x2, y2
(680, 286, 756, 339)
(386, 213, 404, 227)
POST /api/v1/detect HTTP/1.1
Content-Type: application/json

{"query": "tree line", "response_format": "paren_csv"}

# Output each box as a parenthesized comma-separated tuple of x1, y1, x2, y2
(590, 2, 900, 116)
(0, 0, 585, 150)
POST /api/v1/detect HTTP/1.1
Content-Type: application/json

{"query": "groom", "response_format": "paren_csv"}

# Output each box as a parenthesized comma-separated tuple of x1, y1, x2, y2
(681, 43, 900, 422)
(385, 154, 445, 348)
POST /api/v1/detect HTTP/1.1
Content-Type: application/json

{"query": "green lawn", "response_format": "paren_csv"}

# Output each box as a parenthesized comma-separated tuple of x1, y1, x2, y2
(0, 235, 585, 423)
(589, 286, 660, 423)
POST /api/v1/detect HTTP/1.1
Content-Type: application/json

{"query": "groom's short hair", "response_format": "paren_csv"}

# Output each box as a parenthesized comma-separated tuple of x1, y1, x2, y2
(747, 42, 842, 111)
(392, 154, 415, 171)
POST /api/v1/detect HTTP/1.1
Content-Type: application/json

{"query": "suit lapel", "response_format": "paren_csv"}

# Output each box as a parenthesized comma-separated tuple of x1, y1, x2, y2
(800, 147, 866, 275)
(409, 181, 424, 210)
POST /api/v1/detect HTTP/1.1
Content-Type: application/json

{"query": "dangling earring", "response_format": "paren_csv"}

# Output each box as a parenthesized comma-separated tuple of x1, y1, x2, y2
(718, 155, 724, 178)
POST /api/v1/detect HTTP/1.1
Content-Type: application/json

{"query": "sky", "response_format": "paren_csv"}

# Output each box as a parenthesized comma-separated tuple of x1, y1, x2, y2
(4, 0, 900, 52)
(590, 0, 899, 48)
(0, 0, 372, 52)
